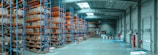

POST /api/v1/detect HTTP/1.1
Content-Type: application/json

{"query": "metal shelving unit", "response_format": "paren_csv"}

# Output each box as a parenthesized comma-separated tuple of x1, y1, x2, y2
(0, 0, 26, 55)
(25, 0, 50, 53)
(0, 0, 88, 54)
(65, 7, 74, 43)
(51, 0, 65, 47)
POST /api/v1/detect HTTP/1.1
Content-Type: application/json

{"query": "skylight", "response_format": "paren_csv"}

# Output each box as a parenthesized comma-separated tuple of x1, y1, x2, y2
(86, 13, 94, 16)
(77, 2, 90, 8)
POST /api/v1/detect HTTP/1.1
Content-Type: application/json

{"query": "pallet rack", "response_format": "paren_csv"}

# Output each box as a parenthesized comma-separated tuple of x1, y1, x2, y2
(50, 0, 65, 47)
(74, 15, 80, 40)
(65, 7, 74, 43)
(25, 0, 51, 54)
(0, 0, 88, 54)
(0, 0, 26, 55)
(78, 15, 88, 39)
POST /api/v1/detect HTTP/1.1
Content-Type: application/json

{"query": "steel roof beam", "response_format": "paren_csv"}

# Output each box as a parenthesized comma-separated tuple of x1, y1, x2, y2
(76, 8, 123, 14)
(85, 15, 117, 19)
(62, 0, 137, 3)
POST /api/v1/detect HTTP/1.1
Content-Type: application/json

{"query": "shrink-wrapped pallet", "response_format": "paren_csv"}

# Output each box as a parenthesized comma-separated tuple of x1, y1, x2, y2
(32, 21, 44, 26)
(45, 29, 52, 33)
(34, 28, 40, 33)
(52, 17, 62, 22)
(28, 6, 44, 13)
(66, 26, 70, 28)
(0, 18, 9, 24)
(27, 23, 31, 26)
(34, 35, 44, 41)
(12, 9, 24, 16)
(28, 6, 50, 14)
(4, 36, 10, 43)
(18, 19, 24, 24)
(66, 21, 71, 24)
(53, 30, 61, 33)
(66, 34, 70, 37)
(0, 8, 8, 15)
(12, 29, 23, 34)
(26, 29, 33, 33)
(27, 15, 44, 20)
(51, 24, 57, 28)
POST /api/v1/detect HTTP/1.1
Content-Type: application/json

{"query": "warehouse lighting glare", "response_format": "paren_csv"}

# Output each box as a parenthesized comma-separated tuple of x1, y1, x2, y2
(86, 13, 94, 16)
(77, 2, 90, 8)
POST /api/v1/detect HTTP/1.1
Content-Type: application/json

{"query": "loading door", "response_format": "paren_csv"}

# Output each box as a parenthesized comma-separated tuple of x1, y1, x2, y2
(142, 17, 152, 51)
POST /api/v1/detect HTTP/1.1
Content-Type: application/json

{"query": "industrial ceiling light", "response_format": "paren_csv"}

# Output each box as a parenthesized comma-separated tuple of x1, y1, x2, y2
(86, 13, 94, 16)
(77, 2, 90, 8)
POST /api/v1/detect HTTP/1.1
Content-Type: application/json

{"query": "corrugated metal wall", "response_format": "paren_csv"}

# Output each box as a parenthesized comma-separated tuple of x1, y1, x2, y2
(141, 0, 154, 51)
(117, 0, 158, 53)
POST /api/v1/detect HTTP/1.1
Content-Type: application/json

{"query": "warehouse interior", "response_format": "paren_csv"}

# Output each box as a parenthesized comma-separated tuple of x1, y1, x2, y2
(0, 0, 158, 55)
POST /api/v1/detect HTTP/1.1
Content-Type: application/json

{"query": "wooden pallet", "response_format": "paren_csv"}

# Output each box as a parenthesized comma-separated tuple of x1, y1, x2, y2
(26, 47, 49, 54)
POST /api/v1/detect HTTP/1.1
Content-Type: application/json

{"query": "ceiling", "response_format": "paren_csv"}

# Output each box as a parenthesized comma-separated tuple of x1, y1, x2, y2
(62, 0, 137, 21)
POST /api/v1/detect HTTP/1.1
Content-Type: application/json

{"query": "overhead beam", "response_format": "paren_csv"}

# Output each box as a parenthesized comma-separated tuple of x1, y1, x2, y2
(76, 8, 124, 14)
(62, 0, 137, 3)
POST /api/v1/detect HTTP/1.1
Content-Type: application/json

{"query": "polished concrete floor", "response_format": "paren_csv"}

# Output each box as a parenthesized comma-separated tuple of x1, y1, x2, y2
(25, 38, 156, 55)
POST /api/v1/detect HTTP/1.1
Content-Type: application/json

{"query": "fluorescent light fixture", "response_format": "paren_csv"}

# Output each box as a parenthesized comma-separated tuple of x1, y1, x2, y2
(77, 2, 90, 8)
(86, 13, 94, 16)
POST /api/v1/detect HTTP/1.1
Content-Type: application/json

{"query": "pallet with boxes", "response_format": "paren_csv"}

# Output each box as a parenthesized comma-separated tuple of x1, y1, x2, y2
(50, 6, 65, 47)
(0, 0, 25, 55)
(25, 0, 50, 53)
(65, 11, 74, 43)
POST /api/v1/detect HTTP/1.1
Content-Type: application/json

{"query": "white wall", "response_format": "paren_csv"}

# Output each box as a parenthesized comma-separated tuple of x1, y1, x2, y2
(117, 0, 157, 53)
(141, 0, 155, 52)
(100, 22, 115, 36)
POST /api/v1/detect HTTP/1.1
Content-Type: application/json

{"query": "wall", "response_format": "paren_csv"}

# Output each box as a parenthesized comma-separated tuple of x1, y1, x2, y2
(88, 23, 97, 31)
(117, 0, 158, 54)
(100, 20, 116, 36)
(141, 0, 155, 52)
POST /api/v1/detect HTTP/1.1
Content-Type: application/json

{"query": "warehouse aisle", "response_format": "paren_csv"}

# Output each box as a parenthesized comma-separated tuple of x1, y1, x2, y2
(26, 38, 132, 55)
(53, 38, 131, 55)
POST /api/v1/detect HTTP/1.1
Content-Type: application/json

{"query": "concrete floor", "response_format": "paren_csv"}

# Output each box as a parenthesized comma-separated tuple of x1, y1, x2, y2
(25, 38, 157, 55)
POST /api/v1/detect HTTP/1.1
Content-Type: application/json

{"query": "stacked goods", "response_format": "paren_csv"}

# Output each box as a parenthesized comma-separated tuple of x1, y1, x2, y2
(51, 6, 65, 47)
(73, 16, 77, 40)
(65, 12, 74, 43)
(25, 1, 50, 54)
(0, 0, 24, 54)
(77, 19, 86, 41)
(0, 7, 9, 54)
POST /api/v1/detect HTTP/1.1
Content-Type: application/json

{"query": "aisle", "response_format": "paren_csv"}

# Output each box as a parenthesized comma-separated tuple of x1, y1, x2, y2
(26, 38, 156, 55)
(53, 38, 131, 55)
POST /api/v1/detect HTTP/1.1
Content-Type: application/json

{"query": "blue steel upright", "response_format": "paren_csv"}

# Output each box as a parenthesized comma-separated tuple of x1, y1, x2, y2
(22, 0, 26, 55)
(70, 7, 74, 42)
(44, 0, 49, 50)
(1, 0, 4, 54)
(9, 0, 13, 55)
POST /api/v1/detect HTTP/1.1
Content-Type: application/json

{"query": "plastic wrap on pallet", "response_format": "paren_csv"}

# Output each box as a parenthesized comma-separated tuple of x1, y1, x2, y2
(4, 0, 13, 4)
(12, 29, 23, 34)
(27, 23, 31, 26)
(12, 9, 24, 16)
(66, 21, 71, 24)
(32, 21, 44, 26)
(28, 6, 50, 14)
(52, 17, 63, 22)
(28, 6, 44, 13)
(34, 28, 40, 32)
(0, 8, 8, 15)
(51, 24, 57, 28)
(18, 19, 24, 24)
(45, 29, 51, 33)
(26, 29, 33, 33)
(34, 35, 44, 41)
(0, 18, 10, 24)
(26, 15, 45, 20)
